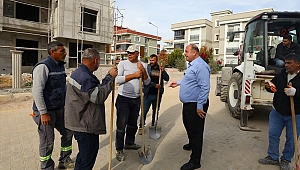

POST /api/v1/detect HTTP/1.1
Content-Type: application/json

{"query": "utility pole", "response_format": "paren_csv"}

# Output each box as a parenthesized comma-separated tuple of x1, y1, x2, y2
(149, 22, 158, 55)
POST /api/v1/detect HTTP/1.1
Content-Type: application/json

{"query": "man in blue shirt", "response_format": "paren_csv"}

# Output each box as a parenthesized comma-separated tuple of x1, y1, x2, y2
(170, 44, 210, 170)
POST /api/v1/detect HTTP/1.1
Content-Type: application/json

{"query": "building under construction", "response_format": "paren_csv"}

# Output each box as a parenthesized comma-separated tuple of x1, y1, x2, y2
(0, 0, 114, 74)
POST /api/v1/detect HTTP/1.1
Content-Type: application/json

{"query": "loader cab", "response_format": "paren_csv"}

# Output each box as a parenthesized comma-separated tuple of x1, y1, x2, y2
(230, 12, 300, 72)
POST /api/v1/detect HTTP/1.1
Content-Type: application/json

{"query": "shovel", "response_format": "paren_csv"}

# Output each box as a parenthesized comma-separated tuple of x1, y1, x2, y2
(288, 82, 300, 170)
(108, 61, 116, 170)
(138, 77, 153, 164)
(149, 67, 162, 139)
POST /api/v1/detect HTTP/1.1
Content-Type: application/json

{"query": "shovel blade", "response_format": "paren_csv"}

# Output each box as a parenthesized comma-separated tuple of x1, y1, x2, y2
(149, 126, 161, 139)
(138, 145, 153, 164)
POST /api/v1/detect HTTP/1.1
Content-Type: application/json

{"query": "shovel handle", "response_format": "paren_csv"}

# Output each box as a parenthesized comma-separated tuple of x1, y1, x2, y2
(289, 82, 300, 168)
(140, 77, 145, 146)
(108, 61, 116, 170)
(155, 66, 162, 123)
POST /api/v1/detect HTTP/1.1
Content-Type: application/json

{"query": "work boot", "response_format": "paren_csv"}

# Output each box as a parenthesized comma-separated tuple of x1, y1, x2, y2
(258, 156, 279, 165)
(116, 150, 125, 161)
(124, 143, 141, 150)
(280, 160, 290, 170)
(58, 157, 75, 169)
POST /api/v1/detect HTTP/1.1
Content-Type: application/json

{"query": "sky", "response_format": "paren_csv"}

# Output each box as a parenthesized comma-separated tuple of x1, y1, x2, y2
(114, 0, 300, 44)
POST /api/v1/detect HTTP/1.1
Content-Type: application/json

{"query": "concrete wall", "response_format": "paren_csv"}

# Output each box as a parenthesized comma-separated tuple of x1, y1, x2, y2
(0, 32, 48, 74)
(55, 0, 113, 44)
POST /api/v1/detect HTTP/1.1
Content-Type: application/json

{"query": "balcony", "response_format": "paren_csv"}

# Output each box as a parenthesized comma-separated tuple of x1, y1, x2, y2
(2, 17, 49, 34)
(116, 39, 131, 43)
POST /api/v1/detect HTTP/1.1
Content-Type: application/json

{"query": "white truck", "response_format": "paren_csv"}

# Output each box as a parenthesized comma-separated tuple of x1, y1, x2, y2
(216, 11, 300, 131)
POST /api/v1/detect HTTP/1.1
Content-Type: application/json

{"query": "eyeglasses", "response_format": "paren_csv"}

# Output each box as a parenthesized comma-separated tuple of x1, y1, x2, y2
(127, 52, 135, 54)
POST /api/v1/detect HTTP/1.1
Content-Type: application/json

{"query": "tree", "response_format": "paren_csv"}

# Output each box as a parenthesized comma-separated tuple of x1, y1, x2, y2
(175, 56, 187, 72)
(158, 49, 168, 65)
(168, 48, 184, 68)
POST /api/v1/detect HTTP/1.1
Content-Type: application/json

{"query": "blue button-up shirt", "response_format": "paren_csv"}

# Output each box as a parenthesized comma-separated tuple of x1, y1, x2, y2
(177, 57, 210, 110)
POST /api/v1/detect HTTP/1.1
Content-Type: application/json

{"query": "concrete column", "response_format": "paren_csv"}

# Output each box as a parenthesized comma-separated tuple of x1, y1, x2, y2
(10, 50, 24, 89)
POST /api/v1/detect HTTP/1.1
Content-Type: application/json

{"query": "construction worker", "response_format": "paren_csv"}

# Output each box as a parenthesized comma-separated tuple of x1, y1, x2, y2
(274, 34, 300, 67)
(65, 48, 117, 170)
(32, 41, 74, 170)
(114, 44, 150, 161)
(259, 53, 300, 170)
(138, 54, 169, 134)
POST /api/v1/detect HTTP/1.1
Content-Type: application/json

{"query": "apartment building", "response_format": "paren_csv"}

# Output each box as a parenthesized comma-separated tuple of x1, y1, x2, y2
(171, 19, 212, 52)
(163, 39, 174, 54)
(105, 26, 161, 64)
(170, 8, 274, 65)
(0, 0, 113, 74)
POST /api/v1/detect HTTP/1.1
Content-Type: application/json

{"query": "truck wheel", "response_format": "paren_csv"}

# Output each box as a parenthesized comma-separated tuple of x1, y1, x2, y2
(227, 72, 242, 118)
(220, 85, 227, 102)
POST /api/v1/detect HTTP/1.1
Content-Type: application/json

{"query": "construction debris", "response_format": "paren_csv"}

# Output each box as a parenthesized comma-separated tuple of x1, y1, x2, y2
(0, 73, 32, 89)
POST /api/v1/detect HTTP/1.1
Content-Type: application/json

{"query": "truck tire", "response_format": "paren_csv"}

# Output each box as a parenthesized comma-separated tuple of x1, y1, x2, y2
(227, 72, 242, 118)
(220, 85, 227, 102)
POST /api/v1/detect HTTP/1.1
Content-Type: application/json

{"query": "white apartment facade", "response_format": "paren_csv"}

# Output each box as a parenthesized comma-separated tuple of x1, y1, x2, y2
(170, 8, 274, 65)
(0, 0, 113, 74)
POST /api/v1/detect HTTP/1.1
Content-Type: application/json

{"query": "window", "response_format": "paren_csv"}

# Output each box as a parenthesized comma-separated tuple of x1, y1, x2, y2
(16, 39, 38, 66)
(81, 7, 98, 33)
(215, 49, 219, 55)
(135, 36, 140, 42)
(215, 34, 219, 41)
(227, 24, 240, 38)
(69, 42, 93, 68)
(174, 30, 185, 40)
(226, 41, 239, 54)
(3, 0, 14, 17)
(145, 38, 148, 44)
(215, 19, 220, 27)
(190, 28, 199, 41)
(174, 43, 184, 51)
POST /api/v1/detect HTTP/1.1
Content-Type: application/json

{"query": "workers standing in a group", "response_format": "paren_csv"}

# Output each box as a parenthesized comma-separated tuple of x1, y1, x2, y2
(31, 41, 74, 170)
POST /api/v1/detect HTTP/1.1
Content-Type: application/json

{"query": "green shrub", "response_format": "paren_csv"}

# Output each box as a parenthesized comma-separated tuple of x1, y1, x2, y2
(175, 57, 187, 72)
(209, 59, 222, 74)
(141, 56, 149, 63)
(168, 48, 183, 67)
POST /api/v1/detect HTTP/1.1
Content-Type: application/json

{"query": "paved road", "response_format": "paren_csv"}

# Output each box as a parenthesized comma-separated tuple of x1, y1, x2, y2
(0, 70, 297, 170)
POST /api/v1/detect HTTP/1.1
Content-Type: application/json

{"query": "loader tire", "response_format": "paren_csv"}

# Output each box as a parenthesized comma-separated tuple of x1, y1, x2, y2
(227, 72, 242, 118)
(220, 85, 228, 102)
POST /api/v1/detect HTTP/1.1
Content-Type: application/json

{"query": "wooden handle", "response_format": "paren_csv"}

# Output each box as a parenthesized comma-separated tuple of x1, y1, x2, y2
(289, 82, 300, 168)
(108, 61, 116, 170)
(154, 67, 162, 122)
(140, 77, 145, 146)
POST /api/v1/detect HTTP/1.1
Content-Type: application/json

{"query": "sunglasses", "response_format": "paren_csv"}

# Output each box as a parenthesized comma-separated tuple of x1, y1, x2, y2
(127, 52, 135, 54)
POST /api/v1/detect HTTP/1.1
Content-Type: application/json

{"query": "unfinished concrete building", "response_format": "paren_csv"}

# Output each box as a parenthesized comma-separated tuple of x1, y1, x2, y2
(0, 0, 114, 74)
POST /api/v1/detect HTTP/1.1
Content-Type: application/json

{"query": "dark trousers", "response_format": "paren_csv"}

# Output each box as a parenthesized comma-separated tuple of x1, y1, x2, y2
(32, 108, 73, 170)
(74, 132, 99, 170)
(115, 95, 140, 151)
(139, 93, 162, 127)
(182, 99, 209, 165)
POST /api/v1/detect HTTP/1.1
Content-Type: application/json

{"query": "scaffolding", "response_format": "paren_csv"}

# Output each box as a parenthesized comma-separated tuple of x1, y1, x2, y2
(74, 0, 116, 67)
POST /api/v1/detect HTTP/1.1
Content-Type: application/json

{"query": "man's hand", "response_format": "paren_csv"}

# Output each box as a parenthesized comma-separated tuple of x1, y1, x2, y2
(41, 113, 51, 125)
(108, 66, 118, 78)
(160, 65, 165, 71)
(265, 82, 277, 93)
(155, 84, 161, 89)
(137, 62, 146, 72)
(284, 85, 296, 96)
(197, 109, 206, 119)
(169, 81, 178, 88)
(133, 70, 142, 79)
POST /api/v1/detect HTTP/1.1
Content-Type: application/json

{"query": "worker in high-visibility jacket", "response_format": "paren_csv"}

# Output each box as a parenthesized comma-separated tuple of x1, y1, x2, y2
(32, 41, 74, 170)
